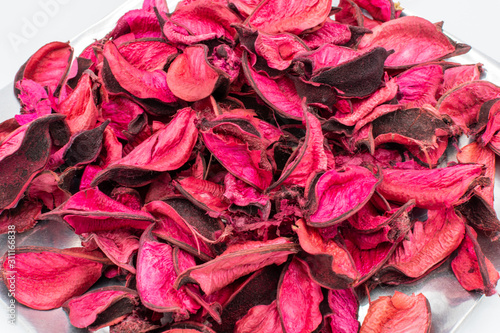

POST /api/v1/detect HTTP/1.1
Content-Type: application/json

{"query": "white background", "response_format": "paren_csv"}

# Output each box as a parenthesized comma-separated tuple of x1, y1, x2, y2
(0, 0, 499, 332)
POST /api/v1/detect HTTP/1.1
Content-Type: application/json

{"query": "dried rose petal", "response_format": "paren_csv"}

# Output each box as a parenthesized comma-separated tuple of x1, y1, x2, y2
(200, 116, 273, 190)
(437, 80, 500, 135)
(246, 0, 332, 35)
(359, 291, 431, 333)
(234, 300, 282, 333)
(174, 238, 299, 295)
(63, 286, 139, 330)
(295, 219, 359, 288)
(307, 165, 381, 227)
(1, 247, 108, 310)
(325, 288, 359, 333)
(358, 16, 470, 69)
(0, 114, 66, 210)
(377, 163, 485, 209)
(451, 226, 499, 296)
(136, 224, 200, 317)
(277, 256, 323, 333)
(58, 72, 98, 134)
(380, 208, 465, 281)
(15, 41, 73, 98)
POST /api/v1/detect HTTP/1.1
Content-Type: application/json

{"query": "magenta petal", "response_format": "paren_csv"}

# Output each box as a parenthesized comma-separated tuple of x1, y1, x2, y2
(307, 166, 381, 227)
(277, 256, 323, 333)
(137, 225, 200, 316)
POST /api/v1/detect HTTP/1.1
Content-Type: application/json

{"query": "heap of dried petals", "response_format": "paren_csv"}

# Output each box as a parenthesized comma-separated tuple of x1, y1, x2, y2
(1, 0, 499, 332)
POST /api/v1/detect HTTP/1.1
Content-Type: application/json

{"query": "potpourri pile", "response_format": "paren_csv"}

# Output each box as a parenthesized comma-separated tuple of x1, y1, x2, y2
(1, 0, 500, 332)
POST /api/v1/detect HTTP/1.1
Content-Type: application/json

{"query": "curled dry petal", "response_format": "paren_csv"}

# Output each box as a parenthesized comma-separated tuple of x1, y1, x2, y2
(438, 63, 483, 97)
(371, 107, 451, 153)
(0, 200, 42, 235)
(295, 219, 359, 288)
(235, 300, 282, 333)
(41, 187, 155, 234)
(201, 117, 273, 191)
(102, 40, 177, 104)
(351, 0, 395, 22)
(436, 80, 500, 135)
(377, 163, 485, 209)
(174, 238, 300, 295)
(395, 64, 444, 108)
(300, 19, 352, 49)
(63, 286, 139, 330)
(166, 45, 225, 102)
(311, 47, 392, 97)
(15, 41, 73, 98)
(254, 32, 309, 71)
(457, 142, 495, 206)
(58, 73, 98, 134)
(136, 224, 200, 316)
(117, 39, 177, 71)
(27, 170, 71, 210)
(381, 209, 465, 280)
(326, 288, 360, 333)
(146, 200, 215, 261)
(242, 52, 303, 119)
(82, 229, 140, 274)
(109, 9, 162, 39)
(270, 110, 328, 189)
(359, 291, 431, 333)
(169, 0, 241, 43)
(277, 256, 323, 333)
(358, 16, 470, 69)
(246, 0, 333, 35)
(451, 226, 499, 296)
(307, 165, 381, 227)
(0, 114, 66, 210)
(174, 177, 230, 214)
(92, 107, 198, 186)
(1, 247, 108, 310)
(14, 79, 52, 125)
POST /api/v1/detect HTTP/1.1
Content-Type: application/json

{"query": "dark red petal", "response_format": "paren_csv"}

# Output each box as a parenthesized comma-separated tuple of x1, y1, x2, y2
(0, 114, 66, 210)
(63, 286, 138, 329)
(451, 226, 499, 296)
(174, 238, 299, 295)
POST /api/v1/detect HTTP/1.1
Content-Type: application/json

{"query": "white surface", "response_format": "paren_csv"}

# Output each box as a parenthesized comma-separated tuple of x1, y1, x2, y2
(0, 0, 499, 332)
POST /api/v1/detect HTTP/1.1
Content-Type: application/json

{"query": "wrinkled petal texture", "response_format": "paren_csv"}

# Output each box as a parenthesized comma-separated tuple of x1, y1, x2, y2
(175, 238, 299, 295)
(387, 209, 465, 278)
(167, 45, 221, 102)
(110, 107, 198, 171)
(247, 0, 333, 35)
(358, 16, 462, 68)
(137, 226, 200, 314)
(277, 257, 323, 333)
(378, 164, 484, 209)
(1, 248, 104, 310)
(103, 41, 177, 103)
(234, 300, 282, 333)
(309, 166, 380, 226)
(360, 291, 431, 333)
(64, 287, 138, 329)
